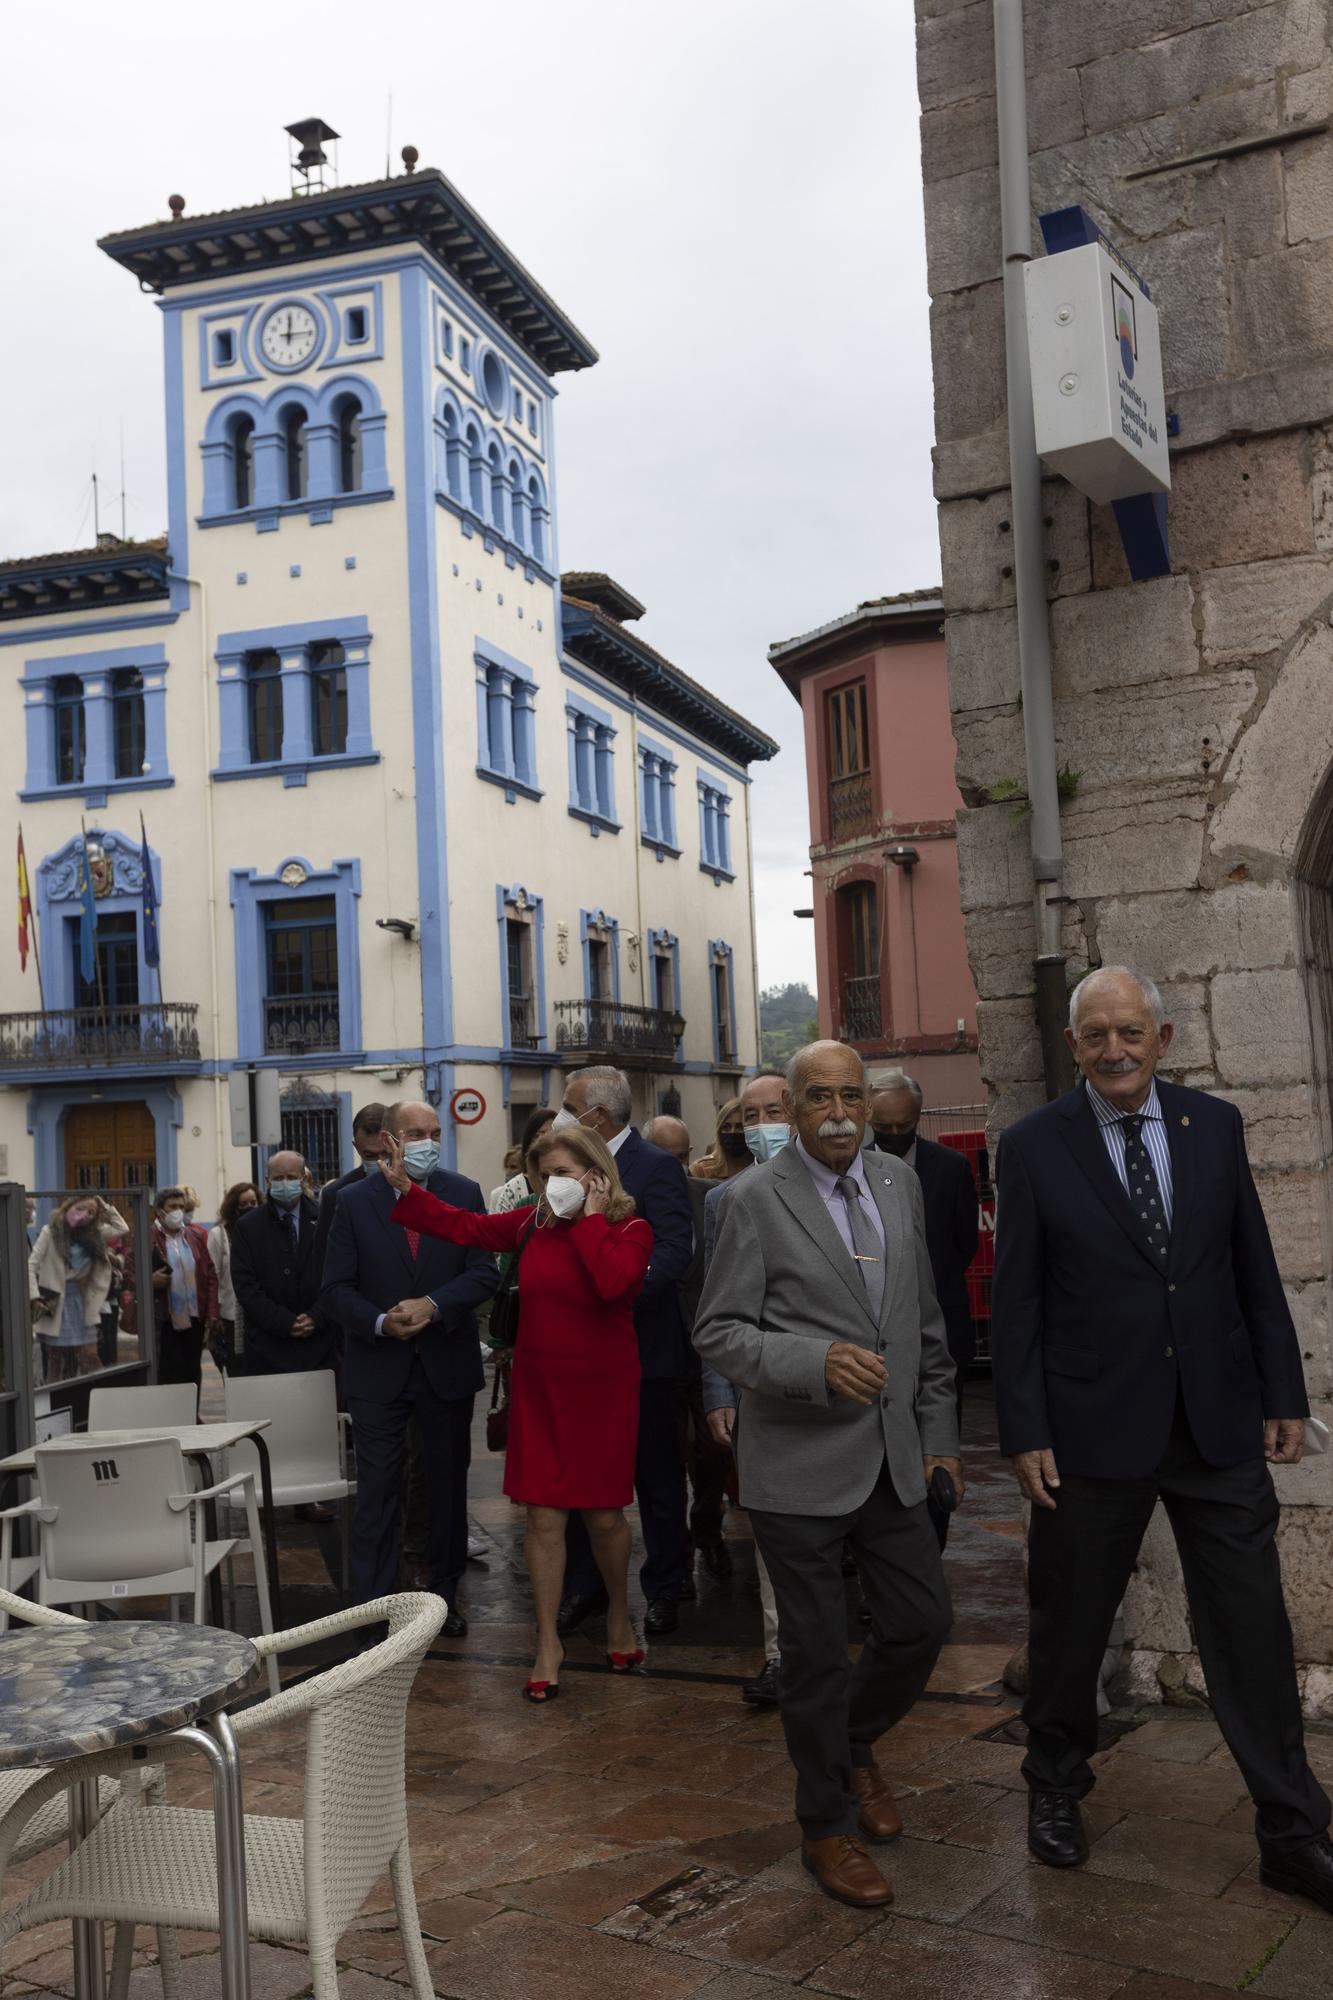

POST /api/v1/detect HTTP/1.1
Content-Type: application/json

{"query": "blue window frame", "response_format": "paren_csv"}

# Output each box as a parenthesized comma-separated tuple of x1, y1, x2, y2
(231, 857, 362, 1060)
(460, 337, 472, 375)
(345, 306, 368, 344)
(282, 408, 308, 501)
(213, 328, 235, 366)
(710, 939, 737, 1064)
(566, 697, 618, 832)
(310, 642, 348, 757)
(263, 894, 340, 1054)
(441, 318, 454, 359)
(111, 669, 145, 780)
(475, 643, 539, 798)
(334, 396, 363, 493)
(639, 738, 679, 852)
(53, 677, 86, 786)
(699, 778, 734, 878)
(74, 909, 140, 1010)
(247, 650, 283, 763)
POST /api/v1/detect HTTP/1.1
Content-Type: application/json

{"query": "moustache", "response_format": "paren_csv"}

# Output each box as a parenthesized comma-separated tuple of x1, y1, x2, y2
(1096, 1060, 1138, 1074)
(818, 1118, 859, 1139)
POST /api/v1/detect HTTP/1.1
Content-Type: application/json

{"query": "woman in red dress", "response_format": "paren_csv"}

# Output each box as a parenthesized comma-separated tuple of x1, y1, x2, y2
(382, 1123, 652, 1702)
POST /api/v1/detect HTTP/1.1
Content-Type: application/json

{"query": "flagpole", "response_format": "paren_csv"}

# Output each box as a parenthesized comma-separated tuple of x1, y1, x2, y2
(80, 817, 108, 1023)
(17, 825, 47, 1015)
(140, 811, 162, 1008)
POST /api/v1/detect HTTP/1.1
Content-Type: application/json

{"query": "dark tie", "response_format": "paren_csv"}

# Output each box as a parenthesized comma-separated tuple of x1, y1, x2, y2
(1121, 1115, 1170, 1263)
(835, 1176, 885, 1319)
(286, 1210, 299, 1253)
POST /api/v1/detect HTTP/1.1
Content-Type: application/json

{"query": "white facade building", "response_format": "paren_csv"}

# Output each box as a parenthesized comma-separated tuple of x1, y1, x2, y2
(0, 136, 776, 1199)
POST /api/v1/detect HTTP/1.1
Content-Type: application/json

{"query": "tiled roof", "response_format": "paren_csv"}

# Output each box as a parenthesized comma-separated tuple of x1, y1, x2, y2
(562, 597, 779, 766)
(559, 572, 646, 622)
(0, 536, 168, 577)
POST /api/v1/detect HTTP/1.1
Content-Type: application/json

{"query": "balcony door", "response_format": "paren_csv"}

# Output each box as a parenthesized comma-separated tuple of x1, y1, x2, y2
(72, 912, 141, 1010)
(264, 897, 340, 1053)
(839, 881, 882, 1041)
(64, 1101, 156, 1191)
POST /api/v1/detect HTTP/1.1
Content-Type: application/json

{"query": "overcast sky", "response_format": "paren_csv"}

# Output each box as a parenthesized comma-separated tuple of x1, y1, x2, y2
(1, 0, 938, 996)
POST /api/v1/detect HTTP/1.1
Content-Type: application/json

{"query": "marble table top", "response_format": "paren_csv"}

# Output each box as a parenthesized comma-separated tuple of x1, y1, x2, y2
(0, 1621, 259, 1768)
(0, 1420, 271, 1479)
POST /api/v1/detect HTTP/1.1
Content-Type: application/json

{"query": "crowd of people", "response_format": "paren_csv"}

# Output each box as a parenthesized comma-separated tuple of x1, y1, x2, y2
(23, 968, 1333, 1921)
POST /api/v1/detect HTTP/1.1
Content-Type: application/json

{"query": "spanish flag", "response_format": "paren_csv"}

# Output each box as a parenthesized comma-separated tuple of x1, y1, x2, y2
(17, 828, 32, 972)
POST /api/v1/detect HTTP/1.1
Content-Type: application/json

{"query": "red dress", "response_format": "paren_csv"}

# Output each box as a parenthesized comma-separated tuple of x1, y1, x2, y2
(390, 1183, 652, 1508)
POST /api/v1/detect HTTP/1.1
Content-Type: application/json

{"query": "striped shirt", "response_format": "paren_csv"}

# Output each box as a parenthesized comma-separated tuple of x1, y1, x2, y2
(1086, 1078, 1174, 1229)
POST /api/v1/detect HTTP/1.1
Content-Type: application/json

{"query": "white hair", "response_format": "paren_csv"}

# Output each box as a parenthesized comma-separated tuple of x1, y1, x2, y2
(785, 1041, 868, 1095)
(575, 1065, 633, 1126)
(870, 1067, 923, 1110)
(1068, 965, 1166, 1032)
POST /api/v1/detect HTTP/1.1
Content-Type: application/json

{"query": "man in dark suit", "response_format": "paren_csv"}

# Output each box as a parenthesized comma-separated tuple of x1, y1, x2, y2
(230, 1149, 333, 1376)
(311, 1101, 389, 1290)
(993, 965, 1333, 1908)
(554, 1067, 695, 1637)
(320, 1099, 499, 1633)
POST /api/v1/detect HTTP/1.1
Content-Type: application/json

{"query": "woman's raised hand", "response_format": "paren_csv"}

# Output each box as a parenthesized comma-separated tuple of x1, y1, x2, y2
(381, 1132, 412, 1195)
(584, 1170, 612, 1217)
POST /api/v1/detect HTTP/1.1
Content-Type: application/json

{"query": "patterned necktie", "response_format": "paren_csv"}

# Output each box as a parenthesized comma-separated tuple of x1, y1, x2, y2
(404, 1227, 421, 1262)
(1121, 1115, 1170, 1263)
(835, 1176, 885, 1319)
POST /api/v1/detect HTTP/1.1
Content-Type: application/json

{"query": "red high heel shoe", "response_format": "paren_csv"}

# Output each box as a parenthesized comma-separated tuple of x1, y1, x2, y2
(523, 1644, 565, 1703)
(606, 1641, 645, 1674)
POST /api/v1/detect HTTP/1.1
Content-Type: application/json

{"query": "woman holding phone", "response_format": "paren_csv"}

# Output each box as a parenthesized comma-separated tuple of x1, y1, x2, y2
(382, 1122, 652, 1702)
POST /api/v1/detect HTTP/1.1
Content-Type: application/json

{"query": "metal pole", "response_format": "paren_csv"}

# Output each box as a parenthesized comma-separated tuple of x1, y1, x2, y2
(68, 1779, 106, 2000)
(174, 1719, 251, 2000)
(993, 0, 1073, 1099)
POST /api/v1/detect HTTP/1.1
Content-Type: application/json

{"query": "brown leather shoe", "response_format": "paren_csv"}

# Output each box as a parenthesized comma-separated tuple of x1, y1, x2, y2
(800, 1834, 894, 1909)
(851, 1760, 903, 1843)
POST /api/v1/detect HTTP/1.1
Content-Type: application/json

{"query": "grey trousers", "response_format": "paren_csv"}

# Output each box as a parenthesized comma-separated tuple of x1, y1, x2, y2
(750, 1457, 951, 1838)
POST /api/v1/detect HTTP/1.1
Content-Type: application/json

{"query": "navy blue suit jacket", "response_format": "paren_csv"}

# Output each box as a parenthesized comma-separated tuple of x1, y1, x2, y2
(614, 1127, 695, 1379)
(907, 1136, 979, 1364)
(318, 1167, 499, 1404)
(230, 1195, 336, 1374)
(992, 1078, 1308, 1478)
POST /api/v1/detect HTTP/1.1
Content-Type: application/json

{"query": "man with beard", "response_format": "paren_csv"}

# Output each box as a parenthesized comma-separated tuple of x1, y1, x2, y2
(695, 1040, 959, 1909)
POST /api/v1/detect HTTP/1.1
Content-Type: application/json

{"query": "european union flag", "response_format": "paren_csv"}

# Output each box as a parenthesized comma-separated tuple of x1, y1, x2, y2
(77, 834, 97, 988)
(140, 816, 160, 969)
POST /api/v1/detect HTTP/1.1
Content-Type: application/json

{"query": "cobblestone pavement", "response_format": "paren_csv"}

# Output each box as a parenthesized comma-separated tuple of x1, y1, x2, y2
(3, 1382, 1331, 1997)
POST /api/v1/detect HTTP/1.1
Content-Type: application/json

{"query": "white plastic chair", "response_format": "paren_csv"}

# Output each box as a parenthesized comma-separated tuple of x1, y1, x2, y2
(225, 1371, 355, 1592)
(0, 1592, 446, 2000)
(17, 1439, 279, 1697)
(86, 1384, 199, 1432)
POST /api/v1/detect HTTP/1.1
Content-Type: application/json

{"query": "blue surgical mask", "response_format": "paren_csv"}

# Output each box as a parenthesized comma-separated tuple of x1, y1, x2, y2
(358, 1157, 381, 1178)
(404, 1140, 440, 1181)
(745, 1122, 791, 1163)
(269, 1179, 302, 1208)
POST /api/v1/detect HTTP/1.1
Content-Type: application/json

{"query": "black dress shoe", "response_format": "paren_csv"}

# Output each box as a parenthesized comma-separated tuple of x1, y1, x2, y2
(741, 1657, 780, 1707)
(441, 1609, 468, 1639)
(1028, 1790, 1088, 1868)
(699, 1539, 734, 1580)
(555, 1587, 609, 1636)
(677, 1573, 697, 1602)
(1260, 1832, 1333, 1911)
(644, 1597, 679, 1636)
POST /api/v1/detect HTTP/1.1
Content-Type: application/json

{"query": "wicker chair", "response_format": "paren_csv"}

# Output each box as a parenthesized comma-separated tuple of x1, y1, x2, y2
(0, 1590, 181, 1989)
(0, 1591, 446, 2000)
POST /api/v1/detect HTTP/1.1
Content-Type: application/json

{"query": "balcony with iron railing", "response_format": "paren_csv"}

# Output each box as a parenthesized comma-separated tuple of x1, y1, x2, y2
(554, 997, 684, 1068)
(827, 770, 875, 842)
(264, 994, 340, 1055)
(0, 1003, 202, 1076)
(507, 995, 539, 1051)
(840, 975, 884, 1043)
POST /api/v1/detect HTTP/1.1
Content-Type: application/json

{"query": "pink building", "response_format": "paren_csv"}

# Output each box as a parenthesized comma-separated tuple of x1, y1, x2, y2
(770, 592, 982, 1108)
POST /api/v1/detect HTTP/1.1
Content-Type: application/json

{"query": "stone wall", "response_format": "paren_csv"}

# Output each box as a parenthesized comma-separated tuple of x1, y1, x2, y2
(914, 0, 1333, 1704)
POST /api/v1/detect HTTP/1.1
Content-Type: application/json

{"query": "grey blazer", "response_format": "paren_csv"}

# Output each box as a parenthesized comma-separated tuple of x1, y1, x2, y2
(692, 1144, 958, 1516)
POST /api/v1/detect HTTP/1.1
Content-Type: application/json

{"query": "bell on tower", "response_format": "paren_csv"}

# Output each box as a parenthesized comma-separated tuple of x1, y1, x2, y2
(285, 118, 340, 195)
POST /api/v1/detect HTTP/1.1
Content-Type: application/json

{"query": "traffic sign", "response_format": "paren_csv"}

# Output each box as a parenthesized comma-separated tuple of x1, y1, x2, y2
(450, 1087, 486, 1126)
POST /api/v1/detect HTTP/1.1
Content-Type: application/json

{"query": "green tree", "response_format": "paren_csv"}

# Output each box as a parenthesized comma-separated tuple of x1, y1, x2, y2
(760, 983, 819, 1069)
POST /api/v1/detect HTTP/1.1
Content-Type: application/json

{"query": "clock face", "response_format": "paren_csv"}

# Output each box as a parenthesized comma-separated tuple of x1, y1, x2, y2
(259, 303, 320, 370)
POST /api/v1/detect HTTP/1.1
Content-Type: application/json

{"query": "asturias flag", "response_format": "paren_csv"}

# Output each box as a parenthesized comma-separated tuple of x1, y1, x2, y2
(139, 816, 160, 970)
(77, 833, 97, 988)
(16, 829, 31, 972)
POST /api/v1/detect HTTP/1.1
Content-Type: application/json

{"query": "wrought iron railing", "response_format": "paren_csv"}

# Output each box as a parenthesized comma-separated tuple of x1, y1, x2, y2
(0, 1004, 201, 1070)
(508, 995, 539, 1049)
(264, 995, 341, 1054)
(828, 770, 874, 841)
(841, 975, 884, 1042)
(554, 998, 679, 1065)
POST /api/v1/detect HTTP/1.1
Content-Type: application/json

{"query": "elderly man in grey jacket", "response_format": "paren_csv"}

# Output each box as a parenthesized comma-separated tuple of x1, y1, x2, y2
(694, 1039, 960, 1911)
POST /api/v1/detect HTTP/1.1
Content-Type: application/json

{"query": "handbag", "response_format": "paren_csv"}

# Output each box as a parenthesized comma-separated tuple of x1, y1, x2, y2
(486, 1352, 512, 1452)
(488, 1212, 537, 1351)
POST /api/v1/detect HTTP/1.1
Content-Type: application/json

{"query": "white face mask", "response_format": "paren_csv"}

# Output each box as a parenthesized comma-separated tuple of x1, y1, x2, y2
(544, 1174, 587, 1219)
(551, 1107, 584, 1132)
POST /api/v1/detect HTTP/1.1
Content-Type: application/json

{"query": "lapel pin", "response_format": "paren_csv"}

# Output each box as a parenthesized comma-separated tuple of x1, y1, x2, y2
(1181, 1116, 1190, 1127)
(882, 1175, 893, 1187)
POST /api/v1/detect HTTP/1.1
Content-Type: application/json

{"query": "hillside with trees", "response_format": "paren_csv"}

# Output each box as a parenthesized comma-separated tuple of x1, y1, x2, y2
(760, 983, 818, 1070)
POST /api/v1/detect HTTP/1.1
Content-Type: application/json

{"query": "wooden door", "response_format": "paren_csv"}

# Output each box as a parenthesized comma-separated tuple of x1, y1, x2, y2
(63, 1102, 157, 1191)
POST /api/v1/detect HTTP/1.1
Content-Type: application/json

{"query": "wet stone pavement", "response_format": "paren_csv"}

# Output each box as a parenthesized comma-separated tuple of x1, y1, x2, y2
(4, 1380, 1332, 1997)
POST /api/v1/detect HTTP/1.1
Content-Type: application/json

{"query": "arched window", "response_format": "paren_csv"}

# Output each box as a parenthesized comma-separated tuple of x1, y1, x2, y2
(509, 459, 528, 548)
(282, 407, 308, 501)
(53, 676, 85, 785)
(465, 424, 485, 516)
(488, 443, 508, 536)
(441, 405, 464, 500)
(528, 476, 545, 564)
(334, 396, 362, 494)
(230, 414, 255, 509)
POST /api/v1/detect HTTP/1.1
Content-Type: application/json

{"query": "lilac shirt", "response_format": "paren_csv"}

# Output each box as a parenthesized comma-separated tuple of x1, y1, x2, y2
(794, 1138, 886, 1258)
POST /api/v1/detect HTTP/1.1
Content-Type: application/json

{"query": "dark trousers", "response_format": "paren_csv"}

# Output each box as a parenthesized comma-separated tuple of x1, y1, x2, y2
(566, 1374, 691, 1603)
(346, 1356, 474, 1607)
(681, 1376, 731, 1550)
(1024, 1395, 1330, 1853)
(157, 1319, 205, 1403)
(751, 1458, 952, 1839)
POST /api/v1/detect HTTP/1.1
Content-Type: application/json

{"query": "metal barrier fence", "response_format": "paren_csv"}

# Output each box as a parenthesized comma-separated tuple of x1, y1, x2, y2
(917, 1103, 987, 1143)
